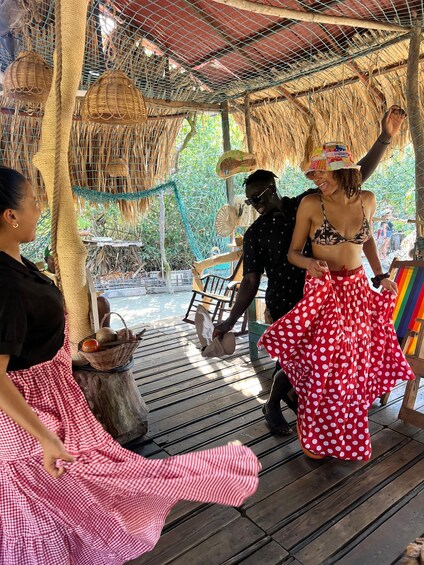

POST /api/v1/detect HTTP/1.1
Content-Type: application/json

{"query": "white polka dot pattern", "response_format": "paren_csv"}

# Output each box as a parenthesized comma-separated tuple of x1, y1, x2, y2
(1, 332, 260, 564)
(258, 268, 415, 461)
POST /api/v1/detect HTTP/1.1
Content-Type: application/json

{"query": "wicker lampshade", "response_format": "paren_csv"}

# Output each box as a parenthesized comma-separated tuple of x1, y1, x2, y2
(3, 51, 53, 103)
(82, 70, 147, 125)
(107, 158, 129, 177)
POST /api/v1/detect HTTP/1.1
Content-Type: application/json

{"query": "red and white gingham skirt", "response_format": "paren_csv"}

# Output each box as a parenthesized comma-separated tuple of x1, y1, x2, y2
(1, 334, 260, 564)
(259, 267, 415, 461)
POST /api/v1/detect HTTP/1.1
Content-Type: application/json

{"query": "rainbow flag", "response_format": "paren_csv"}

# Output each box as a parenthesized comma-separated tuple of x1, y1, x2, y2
(393, 264, 424, 355)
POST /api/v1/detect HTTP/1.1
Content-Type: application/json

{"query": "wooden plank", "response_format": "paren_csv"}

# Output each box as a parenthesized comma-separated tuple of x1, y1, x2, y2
(167, 517, 265, 565)
(235, 540, 289, 564)
(338, 489, 424, 564)
(154, 397, 266, 445)
(245, 429, 408, 531)
(273, 439, 424, 551)
(145, 364, 271, 409)
(369, 387, 424, 426)
(244, 420, 382, 509)
(128, 505, 240, 565)
(413, 428, 424, 443)
(294, 457, 424, 564)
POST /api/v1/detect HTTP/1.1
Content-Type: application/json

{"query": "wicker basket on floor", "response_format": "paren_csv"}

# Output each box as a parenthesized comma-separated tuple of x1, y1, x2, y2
(78, 312, 142, 371)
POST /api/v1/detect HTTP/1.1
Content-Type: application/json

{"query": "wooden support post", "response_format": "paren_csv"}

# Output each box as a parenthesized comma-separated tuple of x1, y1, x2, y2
(221, 101, 234, 206)
(244, 93, 254, 154)
(407, 25, 424, 241)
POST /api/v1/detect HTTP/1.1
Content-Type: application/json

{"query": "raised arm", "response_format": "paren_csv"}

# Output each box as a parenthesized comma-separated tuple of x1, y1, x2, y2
(288, 197, 327, 277)
(358, 105, 406, 183)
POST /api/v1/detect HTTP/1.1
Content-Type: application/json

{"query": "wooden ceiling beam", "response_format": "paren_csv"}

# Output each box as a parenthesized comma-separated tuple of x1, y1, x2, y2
(220, 31, 410, 102)
(209, 0, 407, 33)
(189, 0, 342, 67)
(274, 85, 314, 118)
(312, 21, 387, 105)
(250, 54, 424, 109)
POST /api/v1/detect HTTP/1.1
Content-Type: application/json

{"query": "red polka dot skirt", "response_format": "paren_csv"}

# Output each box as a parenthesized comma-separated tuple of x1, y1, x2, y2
(258, 267, 415, 461)
(0, 332, 260, 564)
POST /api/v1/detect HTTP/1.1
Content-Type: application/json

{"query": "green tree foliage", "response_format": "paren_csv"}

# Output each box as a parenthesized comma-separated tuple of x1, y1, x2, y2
(24, 119, 417, 270)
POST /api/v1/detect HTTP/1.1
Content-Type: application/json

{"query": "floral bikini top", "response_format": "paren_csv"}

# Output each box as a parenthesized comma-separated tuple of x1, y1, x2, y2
(312, 194, 371, 245)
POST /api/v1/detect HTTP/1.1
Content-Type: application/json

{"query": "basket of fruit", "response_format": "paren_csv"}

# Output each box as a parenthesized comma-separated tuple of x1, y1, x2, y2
(79, 312, 145, 371)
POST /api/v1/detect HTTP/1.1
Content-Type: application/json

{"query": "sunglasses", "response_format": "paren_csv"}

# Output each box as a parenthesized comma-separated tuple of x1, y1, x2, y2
(244, 185, 273, 206)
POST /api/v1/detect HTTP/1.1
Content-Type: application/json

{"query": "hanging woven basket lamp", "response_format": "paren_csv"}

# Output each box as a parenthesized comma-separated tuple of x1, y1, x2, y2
(82, 70, 147, 125)
(107, 158, 129, 177)
(3, 51, 53, 103)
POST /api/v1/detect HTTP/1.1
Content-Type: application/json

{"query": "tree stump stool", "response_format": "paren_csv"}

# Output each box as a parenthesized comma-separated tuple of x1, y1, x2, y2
(73, 366, 148, 445)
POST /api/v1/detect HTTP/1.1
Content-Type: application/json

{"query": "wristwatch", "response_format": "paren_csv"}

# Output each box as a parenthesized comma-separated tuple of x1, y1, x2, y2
(371, 272, 390, 288)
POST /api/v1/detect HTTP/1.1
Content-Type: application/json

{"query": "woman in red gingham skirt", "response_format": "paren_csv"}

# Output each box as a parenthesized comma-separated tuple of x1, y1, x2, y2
(259, 140, 415, 461)
(0, 167, 260, 564)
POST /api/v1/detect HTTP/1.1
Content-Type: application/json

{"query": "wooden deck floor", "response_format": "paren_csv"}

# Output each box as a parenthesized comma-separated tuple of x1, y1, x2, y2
(125, 319, 424, 565)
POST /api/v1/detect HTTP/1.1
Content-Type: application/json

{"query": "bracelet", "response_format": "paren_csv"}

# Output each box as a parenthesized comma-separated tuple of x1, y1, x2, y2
(377, 137, 391, 145)
(371, 272, 390, 288)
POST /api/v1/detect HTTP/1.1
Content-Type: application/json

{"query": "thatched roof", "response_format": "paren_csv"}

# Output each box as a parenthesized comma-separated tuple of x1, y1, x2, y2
(0, 0, 423, 179)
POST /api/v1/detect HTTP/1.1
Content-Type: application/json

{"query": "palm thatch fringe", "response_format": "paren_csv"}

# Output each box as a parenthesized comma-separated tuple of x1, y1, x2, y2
(234, 61, 422, 173)
(0, 97, 183, 222)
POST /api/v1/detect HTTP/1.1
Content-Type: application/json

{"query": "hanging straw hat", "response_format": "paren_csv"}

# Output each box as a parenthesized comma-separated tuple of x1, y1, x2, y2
(216, 150, 257, 179)
(3, 51, 53, 103)
(304, 142, 360, 177)
(82, 70, 147, 125)
(195, 305, 235, 357)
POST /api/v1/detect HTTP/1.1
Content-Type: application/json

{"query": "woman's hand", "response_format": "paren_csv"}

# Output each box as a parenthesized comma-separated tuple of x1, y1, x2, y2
(380, 277, 397, 295)
(40, 433, 75, 478)
(381, 105, 407, 139)
(307, 259, 328, 278)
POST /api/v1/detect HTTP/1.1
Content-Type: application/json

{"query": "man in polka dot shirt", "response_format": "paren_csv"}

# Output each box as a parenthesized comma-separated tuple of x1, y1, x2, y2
(213, 105, 407, 435)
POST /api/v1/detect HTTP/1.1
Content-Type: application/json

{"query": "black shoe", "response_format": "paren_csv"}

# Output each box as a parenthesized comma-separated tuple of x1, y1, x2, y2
(262, 404, 293, 436)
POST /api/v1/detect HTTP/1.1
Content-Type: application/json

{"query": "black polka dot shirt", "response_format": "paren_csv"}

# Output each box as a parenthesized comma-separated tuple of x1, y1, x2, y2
(243, 189, 316, 321)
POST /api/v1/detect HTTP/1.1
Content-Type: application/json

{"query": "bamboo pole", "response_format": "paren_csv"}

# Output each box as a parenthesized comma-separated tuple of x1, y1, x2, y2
(209, 0, 407, 33)
(406, 25, 424, 240)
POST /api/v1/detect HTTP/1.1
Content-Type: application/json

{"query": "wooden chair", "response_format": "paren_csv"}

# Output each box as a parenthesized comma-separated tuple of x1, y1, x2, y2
(379, 260, 424, 427)
(182, 253, 247, 334)
(247, 289, 268, 360)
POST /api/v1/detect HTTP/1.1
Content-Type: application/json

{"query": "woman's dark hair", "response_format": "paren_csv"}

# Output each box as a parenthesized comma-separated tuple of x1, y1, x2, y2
(333, 169, 362, 198)
(0, 166, 27, 214)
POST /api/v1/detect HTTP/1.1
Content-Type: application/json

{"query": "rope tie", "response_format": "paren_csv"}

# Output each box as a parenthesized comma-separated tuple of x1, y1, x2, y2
(51, 0, 63, 289)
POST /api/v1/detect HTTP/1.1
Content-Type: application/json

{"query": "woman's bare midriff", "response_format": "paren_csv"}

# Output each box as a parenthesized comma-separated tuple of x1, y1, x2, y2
(310, 241, 365, 272)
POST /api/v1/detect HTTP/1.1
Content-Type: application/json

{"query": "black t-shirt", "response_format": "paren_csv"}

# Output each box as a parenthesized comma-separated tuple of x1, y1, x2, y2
(243, 189, 316, 321)
(0, 252, 65, 371)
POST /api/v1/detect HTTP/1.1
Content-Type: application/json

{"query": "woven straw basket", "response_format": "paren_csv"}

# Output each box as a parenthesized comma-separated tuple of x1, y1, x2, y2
(78, 312, 141, 371)
(82, 70, 147, 125)
(107, 158, 129, 177)
(3, 51, 53, 103)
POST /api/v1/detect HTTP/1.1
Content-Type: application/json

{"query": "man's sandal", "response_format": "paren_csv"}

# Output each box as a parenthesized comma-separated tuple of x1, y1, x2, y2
(262, 404, 293, 436)
(296, 422, 325, 459)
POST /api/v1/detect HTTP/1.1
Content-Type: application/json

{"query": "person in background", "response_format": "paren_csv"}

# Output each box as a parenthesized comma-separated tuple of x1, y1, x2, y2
(258, 142, 414, 460)
(378, 210, 393, 261)
(213, 105, 407, 436)
(0, 166, 260, 564)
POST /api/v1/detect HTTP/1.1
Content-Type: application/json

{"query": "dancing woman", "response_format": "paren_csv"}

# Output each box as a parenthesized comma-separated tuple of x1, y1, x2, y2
(259, 143, 415, 461)
(0, 166, 260, 564)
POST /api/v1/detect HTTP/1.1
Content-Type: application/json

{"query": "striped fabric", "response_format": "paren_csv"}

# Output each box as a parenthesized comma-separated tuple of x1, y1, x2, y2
(393, 262, 424, 355)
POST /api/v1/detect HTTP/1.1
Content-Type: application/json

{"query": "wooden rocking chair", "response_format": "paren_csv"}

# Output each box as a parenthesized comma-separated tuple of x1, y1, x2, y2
(182, 253, 247, 334)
